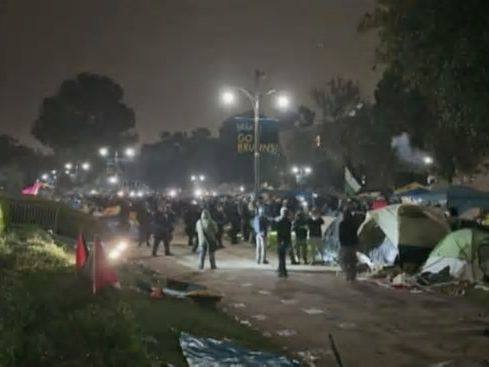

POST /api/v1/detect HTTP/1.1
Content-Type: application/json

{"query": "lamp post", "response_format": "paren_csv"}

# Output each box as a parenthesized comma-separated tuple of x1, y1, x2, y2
(221, 70, 290, 198)
(291, 165, 312, 186)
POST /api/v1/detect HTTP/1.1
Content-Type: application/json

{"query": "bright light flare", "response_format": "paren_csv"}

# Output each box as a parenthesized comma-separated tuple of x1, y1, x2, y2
(424, 156, 434, 165)
(99, 147, 109, 157)
(108, 175, 119, 185)
(276, 94, 290, 110)
(65, 163, 73, 170)
(304, 166, 312, 175)
(169, 189, 177, 198)
(125, 147, 135, 158)
(239, 186, 245, 192)
(129, 191, 136, 198)
(41, 173, 49, 181)
(81, 162, 91, 171)
(137, 191, 144, 198)
(194, 188, 203, 198)
(221, 90, 236, 105)
(199, 175, 205, 182)
(117, 190, 125, 197)
(291, 166, 299, 174)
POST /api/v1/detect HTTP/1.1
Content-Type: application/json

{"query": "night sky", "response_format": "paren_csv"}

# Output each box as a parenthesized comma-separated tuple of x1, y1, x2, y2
(0, 0, 378, 146)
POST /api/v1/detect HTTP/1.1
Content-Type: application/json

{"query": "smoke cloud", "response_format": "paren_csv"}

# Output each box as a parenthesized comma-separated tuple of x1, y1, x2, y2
(391, 133, 429, 166)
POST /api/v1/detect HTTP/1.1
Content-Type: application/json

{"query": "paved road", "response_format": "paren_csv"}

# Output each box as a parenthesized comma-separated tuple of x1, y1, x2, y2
(127, 234, 489, 367)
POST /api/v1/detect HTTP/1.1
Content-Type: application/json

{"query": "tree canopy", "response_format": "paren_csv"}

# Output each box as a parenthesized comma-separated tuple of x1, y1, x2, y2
(32, 73, 137, 157)
(360, 1, 489, 179)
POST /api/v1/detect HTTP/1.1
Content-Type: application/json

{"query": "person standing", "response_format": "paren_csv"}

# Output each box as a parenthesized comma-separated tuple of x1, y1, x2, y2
(307, 209, 325, 264)
(213, 204, 227, 249)
(152, 205, 174, 257)
(293, 209, 309, 264)
(184, 203, 200, 252)
(253, 206, 269, 264)
(338, 209, 359, 281)
(196, 209, 218, 270)
(136, 201, 151, 247)
(276, 207, 292, 277)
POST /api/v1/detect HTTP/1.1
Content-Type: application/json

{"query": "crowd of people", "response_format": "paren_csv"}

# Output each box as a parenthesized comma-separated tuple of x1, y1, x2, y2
(81, 192, 364, 279)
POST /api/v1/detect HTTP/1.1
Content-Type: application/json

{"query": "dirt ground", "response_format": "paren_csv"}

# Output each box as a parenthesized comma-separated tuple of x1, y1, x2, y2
(127, 233, 489, 367)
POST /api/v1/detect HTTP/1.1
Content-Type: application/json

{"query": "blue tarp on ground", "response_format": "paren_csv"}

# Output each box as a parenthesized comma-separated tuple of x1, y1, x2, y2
(179, 332, 301, 367)
(447, 186, 489, 213)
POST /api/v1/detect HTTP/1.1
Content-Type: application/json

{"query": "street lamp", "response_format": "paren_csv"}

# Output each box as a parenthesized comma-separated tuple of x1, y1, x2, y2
(81, 162, 91, 171)
(99, 147, 109, 157)
(65, 162, 73, 170)
(41, 173, 49, 181)
(291, 165, 312, 185)
(423, 156, 434, 165)
(108, 175, 119, 185)
(125, 147, 136, 158)
(221, 70, 291, 198)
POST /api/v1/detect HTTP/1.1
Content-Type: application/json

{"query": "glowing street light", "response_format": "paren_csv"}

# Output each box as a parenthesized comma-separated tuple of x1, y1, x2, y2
(168, 189, 177, 198)
(41, 173, 49, 181)
(194, 188, 203, 198)
(424, 156, 434, 165)
(125, 147, 136, 158)
(51, 170, 57, 175)
(65, 162, 73, 170)
(220, 70, 291, 198)
(291, 166, 300, 174)
(108, 175, 119, 185)
(221, 90, 236, 105)
(276, 94, 290, 110)
(117, 190, 125, 197)
(239, 186, 245, 193)
(81, 162, 91, 171)
(199, 175, 205, 182)
(99, 147, 109, 157)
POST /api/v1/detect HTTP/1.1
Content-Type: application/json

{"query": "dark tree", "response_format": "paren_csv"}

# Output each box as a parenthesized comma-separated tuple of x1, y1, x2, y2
(360, 1, 489, 179)
(32, 73, 137, 157)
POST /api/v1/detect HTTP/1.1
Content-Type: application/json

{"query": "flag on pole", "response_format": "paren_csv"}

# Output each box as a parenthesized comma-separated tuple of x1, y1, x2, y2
(75, 232, 89, 270)
(91, 238, 118, 294)
(344, 167, 362, 195)
(21, 181, 44, 196)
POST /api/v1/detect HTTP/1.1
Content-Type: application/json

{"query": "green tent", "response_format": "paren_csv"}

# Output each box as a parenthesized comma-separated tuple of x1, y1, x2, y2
(421, 228, 489, 282)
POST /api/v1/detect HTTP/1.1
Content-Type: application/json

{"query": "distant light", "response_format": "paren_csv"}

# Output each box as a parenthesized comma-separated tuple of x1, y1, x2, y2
(276, 94, 290, 110)
(41, 173, 49, 181)
(191, 175, 197, 182)
(81, 162, 91, 171)
(423, 156, 434, 165)
(129, 191, 136, 198)
(291, 166, 299, 174)
(312, 193, 319, 199)
(89, 189, 98, 196)
(125, 147, 135, 158)
(137, 191, 144, 198)
(108, 175, 119, 185)
(65, 162, 73, 170)
(117, 190, 125, 197)
(194, 188, 203, 198)
(169, 189, 177, 198)
(304, 166, 312, 175)
(64, 170, 70, 175)
(221, 90, 236, 105)
(239, 186, 245, 192)
(108, 249, 120, 260)
(51, 170, 57, 175)
(211, 191, 217, 197)
(99, 147, 109, 157)
(199, 175, 205, 182)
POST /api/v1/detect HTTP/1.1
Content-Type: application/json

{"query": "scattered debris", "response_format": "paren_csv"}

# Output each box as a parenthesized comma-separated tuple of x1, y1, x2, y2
(239, 319, 252, 327)
(303, 308, 325, 315)
(281, 299, 298, 305)
(338, 322, 357, 330)
(276, 329, 297, 337)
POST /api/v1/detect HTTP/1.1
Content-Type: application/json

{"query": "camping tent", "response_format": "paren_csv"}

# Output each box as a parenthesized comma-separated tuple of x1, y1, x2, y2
(358, 204, 450, 264)
(421, 228, 489, 282)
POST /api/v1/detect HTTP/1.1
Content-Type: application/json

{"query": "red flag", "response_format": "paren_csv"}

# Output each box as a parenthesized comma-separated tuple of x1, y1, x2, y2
(92, 238, 118, 293)
(75, 233, 88, 270)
